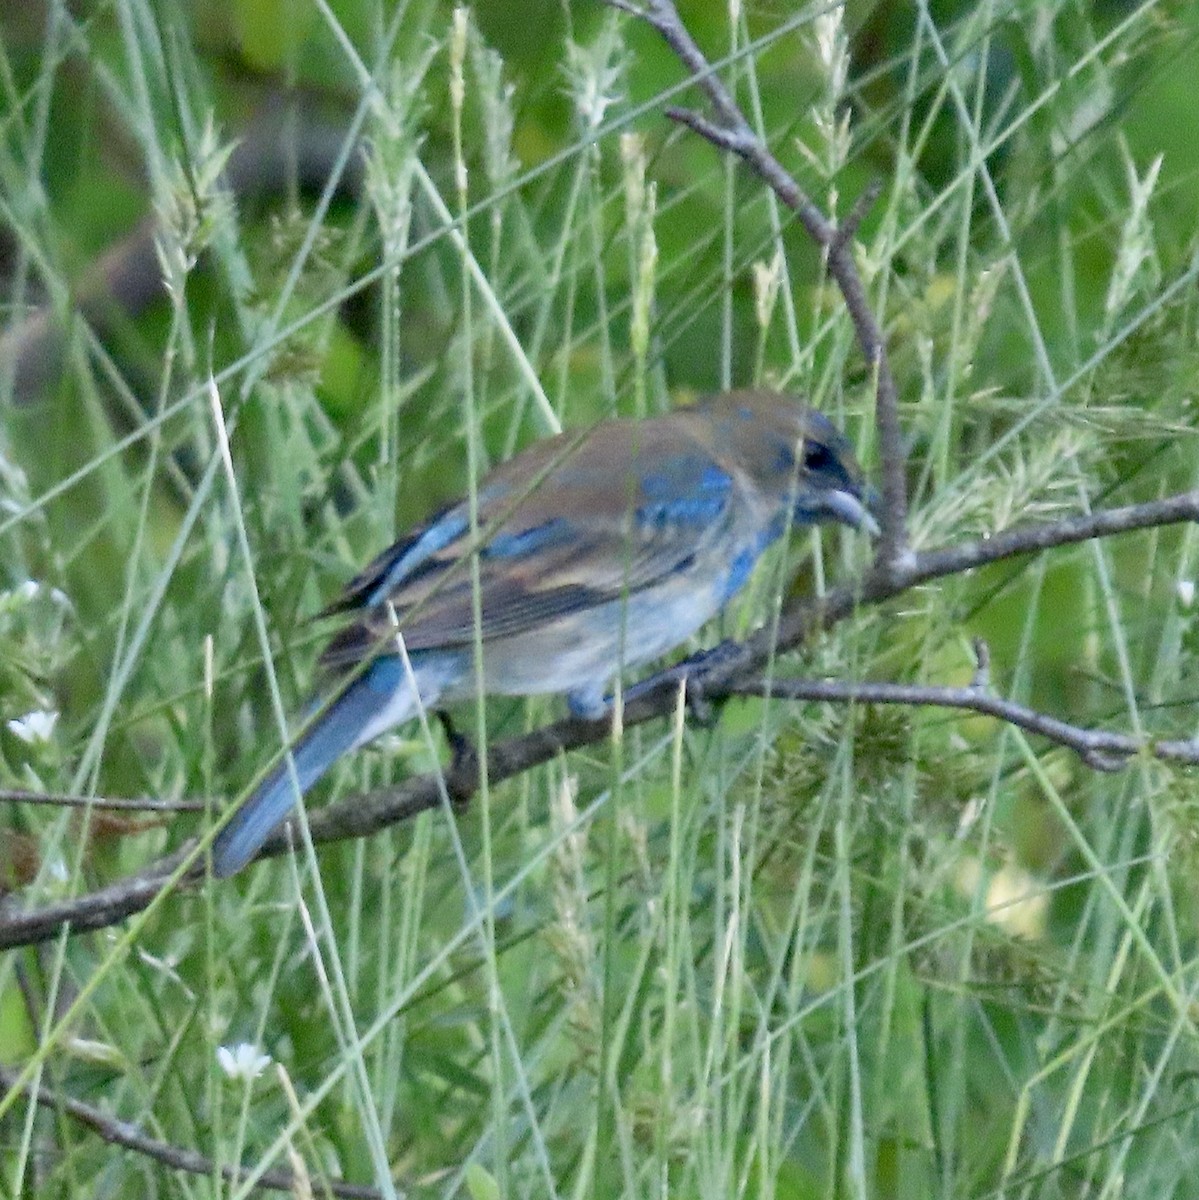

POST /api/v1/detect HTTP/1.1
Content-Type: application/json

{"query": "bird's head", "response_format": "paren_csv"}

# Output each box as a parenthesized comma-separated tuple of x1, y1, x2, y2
(700, 390, 880, 537)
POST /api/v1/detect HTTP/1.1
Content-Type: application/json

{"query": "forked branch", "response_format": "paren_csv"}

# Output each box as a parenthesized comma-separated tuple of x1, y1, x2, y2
(604, 0, 910, 569)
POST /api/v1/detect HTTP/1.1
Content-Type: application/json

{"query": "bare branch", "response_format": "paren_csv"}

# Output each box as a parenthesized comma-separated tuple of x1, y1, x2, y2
(831, 178, 884, 255)
(0, 1064, 382, 1199)
(727, 673, 1197, 772)
(665, 105, 753, 153)
(970, 637, 991, 689)
(607, 0, 910, 568)
(0, 788, 207, 814)
(909, 491, 1199, 582)
(632, 1, 833, 241)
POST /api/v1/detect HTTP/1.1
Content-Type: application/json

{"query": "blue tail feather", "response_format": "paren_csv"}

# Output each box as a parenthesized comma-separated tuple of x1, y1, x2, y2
(211, 660, 407, 877)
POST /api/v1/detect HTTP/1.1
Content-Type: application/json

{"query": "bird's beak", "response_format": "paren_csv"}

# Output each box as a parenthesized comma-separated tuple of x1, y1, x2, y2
(824, 487, 881, 538)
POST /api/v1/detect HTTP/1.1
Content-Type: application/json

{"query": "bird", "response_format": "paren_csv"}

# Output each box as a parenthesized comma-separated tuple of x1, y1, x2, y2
(210, 389, 878, 877)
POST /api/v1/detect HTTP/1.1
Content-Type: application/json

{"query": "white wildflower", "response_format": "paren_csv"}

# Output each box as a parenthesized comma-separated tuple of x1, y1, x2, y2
(7, 709, 58, 743)
(216, 1042, 272, 1082)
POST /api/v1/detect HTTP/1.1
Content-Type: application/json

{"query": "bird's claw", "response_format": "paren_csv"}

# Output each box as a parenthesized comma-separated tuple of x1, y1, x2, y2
(680, 640, 742, 726)
(435, 711, 478, 807)
(682, 678, 716, 727)
(613, 639, 741, 726)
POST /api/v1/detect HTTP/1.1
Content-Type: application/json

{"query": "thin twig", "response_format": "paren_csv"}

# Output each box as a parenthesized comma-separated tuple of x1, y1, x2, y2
(612, 0, 910, 568)
(831, 178, 884, 254)
(0, 788, 207, 813)
(2, 489, 1196, 951)
(0, 1064, 382, 1199)
(970, 636, 991, 689)
(909, 491, 1199, 580)
(665, 105, 754, 153)
(727, 672, 1194, 773)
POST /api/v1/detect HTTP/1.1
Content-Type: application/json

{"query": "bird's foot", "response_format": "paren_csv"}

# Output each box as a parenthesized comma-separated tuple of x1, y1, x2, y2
(566, 686, 609, 723)
(611, 640, 744, 728)
(435, 711, 478, 807)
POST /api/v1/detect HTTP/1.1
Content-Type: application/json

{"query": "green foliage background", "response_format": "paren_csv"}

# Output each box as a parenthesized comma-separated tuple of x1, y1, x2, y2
(3, 1, 1199, 1196)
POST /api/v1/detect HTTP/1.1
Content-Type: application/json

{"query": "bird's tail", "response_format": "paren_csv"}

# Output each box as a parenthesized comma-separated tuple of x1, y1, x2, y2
(211, 659, 413, 878)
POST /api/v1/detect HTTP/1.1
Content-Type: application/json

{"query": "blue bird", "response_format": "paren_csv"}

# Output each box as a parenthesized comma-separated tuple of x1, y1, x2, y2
(210, 390, 877, 876)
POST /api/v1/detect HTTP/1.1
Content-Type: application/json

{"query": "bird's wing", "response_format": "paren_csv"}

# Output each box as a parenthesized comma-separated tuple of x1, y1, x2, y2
(318, 421, 739, 668)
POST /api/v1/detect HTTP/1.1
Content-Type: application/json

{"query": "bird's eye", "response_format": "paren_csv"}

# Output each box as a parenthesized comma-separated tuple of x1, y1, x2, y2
(803, 441, 833, 471)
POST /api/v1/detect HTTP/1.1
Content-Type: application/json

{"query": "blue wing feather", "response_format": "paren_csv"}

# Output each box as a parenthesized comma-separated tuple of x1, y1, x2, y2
(318, 438, 737, 668)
